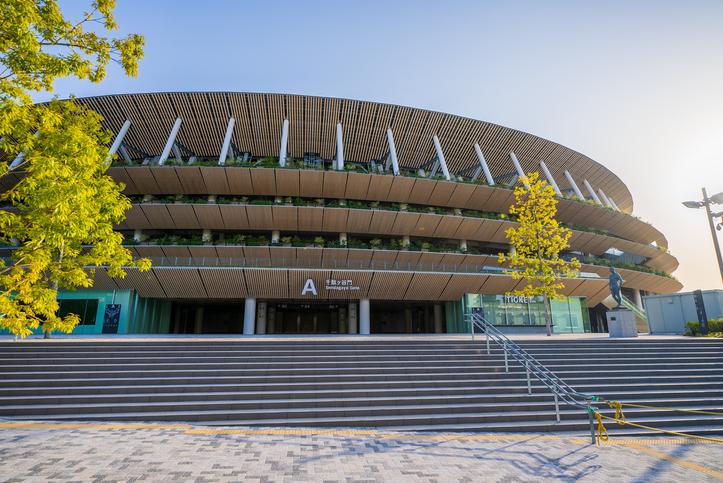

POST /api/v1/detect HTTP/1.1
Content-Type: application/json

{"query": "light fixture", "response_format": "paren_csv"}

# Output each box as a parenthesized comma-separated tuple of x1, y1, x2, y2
(682, 200, 703, 209)
(709, 191, 723, 204)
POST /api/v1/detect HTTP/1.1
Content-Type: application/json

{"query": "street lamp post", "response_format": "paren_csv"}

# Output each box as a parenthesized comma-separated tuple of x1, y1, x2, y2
(683, 187, 723, 285)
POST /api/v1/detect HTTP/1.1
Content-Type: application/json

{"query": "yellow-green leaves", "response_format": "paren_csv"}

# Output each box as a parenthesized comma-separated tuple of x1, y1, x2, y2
(498, 172, 581, 331)
(0, 101, 150, 337)
(0, 1, 147, 337)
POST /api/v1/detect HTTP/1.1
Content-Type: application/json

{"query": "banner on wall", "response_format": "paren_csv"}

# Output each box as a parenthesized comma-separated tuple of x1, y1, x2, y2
(102, 304, 121, 334)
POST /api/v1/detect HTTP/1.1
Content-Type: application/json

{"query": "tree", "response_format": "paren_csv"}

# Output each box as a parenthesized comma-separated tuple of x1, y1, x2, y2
(498, 172, 581, 336)
(0, 1, 149, 338)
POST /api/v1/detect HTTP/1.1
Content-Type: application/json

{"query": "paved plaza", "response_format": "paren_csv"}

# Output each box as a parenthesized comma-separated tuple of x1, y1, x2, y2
(0, 423, 721, 482)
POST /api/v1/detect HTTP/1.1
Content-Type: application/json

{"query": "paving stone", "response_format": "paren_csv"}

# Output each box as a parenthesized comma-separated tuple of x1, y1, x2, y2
(0, 424, 721, 481)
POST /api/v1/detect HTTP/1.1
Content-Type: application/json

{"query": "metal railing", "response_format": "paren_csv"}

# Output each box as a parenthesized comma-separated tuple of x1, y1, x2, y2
(465, 309, 599, 443)
(620, 294, 647, 322)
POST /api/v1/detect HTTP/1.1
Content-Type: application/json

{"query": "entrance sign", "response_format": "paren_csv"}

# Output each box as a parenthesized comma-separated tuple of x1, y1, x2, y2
(325, 278, 360, 292)
(301, 279, 318, 296)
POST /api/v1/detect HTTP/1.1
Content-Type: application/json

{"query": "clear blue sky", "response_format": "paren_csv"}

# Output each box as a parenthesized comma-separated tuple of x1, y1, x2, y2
(46, 0, 723, 291)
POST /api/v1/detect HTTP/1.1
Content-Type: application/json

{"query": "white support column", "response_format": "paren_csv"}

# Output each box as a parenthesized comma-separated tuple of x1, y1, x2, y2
(431, 135, 451, 181)
(564, 170, 586, 201)
(172, 144, 183, 163)
(459, 239, 468, 252)
(218, 117, 235, 165)
(608, 196, 621, 211)
(9, 151, 26, 170)
(159, 118, 182, 165)
(339, 232, 348, 245)
(107, 120, 131, 162)
(9, 132, 40, 169)
(473, 143, 495, 185)
(359, 299, 370, 335)
(386, 128, 400, 176)
(598, 189, 615, 209)
(243, 298, 256, 335)
(583, 179, 603, 205)
(509, 152, 529, 188)
(279, 119, 289, 167)
(271, 230, 280, 243)
(119, 145, 132, 163)
(633, 288, 644, 311)
(335, 122, 344, 171)
(133, 229, 143, 243)
(539, 161, 562, 196)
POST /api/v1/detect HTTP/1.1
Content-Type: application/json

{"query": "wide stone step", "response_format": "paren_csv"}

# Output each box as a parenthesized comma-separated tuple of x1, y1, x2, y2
(3, 372, 722, 389)
(2, 394, 721, 418)
(2, 358, 723, 371)
(5, 405, 723, 431)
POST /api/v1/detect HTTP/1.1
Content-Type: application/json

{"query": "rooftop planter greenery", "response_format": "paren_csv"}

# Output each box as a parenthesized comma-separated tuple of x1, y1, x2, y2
(120, 230, 672, 278)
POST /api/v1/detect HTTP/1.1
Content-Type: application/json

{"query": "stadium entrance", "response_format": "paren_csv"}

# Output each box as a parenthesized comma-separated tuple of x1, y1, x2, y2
(167, 299, 446, 334)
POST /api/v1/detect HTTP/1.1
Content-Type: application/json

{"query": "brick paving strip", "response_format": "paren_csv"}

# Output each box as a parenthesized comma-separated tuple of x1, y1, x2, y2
(0, 422, 721, 482)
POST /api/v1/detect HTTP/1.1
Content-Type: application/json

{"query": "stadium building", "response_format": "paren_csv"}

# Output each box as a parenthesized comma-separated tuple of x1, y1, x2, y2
(1, 92, 681, 335)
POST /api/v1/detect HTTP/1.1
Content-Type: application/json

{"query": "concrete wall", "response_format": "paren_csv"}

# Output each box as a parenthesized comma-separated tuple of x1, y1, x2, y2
(644, 290, 723, 334)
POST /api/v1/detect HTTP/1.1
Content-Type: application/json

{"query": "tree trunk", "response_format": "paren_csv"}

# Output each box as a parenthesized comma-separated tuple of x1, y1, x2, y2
(543, 295, 553, 336)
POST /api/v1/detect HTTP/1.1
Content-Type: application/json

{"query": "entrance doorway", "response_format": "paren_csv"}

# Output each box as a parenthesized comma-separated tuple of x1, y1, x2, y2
(371, 301, 443, 333)
(170, 302, 244, 334)
(268, 302, 347, 334)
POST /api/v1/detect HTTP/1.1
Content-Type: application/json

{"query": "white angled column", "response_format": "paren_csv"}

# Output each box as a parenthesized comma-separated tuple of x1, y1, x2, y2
(607, 196, 621, 211)
(107, 120, 132, 162)
(564, 170, 586, 201)
(359, 299, 370, 335)
(243, 297, 256, 335)
(386, 128, 400, 176)
(279, 119, 289, 167)
(9, 132, 40, 169)
(473, 143, 495, 185)
(159, 117, 182, 165)
(583, 179, 603, 205)
(509, 152, 529, 188)
(539, 161, 562, 196)
(598, 189, 615, 209)
(218, 117, 235, 165)
(335, 122, 344, 170)
(432, 135, 451, 181)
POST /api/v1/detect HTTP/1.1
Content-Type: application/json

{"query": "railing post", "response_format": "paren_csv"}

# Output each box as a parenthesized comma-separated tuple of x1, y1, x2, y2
(470, 316, 474, 341)
(588, 410, 596, 445)
(504, 342, 509, 372)
(485, 328, 490, 355)
(554, 393, 560, 422)
(526, 364, 532, 395)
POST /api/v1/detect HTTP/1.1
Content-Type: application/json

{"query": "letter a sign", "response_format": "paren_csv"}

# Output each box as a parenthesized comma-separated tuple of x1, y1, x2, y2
(301, 278, 317, 296)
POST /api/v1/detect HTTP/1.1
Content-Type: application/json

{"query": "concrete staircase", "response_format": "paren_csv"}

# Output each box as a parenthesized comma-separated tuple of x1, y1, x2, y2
(1, 338, 722, 436)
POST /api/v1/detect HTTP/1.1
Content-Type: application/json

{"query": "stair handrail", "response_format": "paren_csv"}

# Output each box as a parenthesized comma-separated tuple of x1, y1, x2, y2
(619, 294, 647, 320)
(465, 310, 600, 443)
